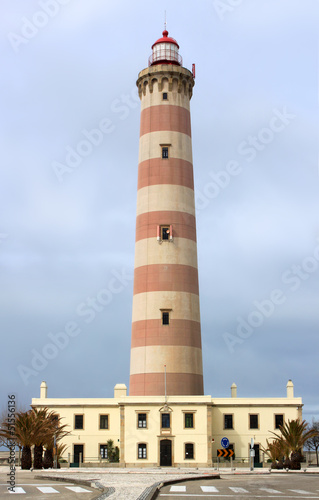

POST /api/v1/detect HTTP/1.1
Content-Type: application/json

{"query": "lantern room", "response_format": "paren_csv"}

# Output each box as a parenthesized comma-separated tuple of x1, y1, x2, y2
(148, 30, 183, 67)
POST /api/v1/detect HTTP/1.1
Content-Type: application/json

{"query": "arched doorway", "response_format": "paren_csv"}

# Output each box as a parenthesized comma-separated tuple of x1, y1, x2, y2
(160, 439, 172, 466)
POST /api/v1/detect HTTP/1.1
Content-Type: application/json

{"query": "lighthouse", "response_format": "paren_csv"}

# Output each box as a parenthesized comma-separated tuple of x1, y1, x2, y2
(129, 29, 204, 396)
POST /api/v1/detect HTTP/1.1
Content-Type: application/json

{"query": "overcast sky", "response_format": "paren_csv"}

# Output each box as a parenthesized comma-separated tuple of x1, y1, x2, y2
(1, 0, 318, 424)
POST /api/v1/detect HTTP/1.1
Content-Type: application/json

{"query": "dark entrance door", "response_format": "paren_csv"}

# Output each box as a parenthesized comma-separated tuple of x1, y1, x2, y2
(74, 444, 84, 464)
(160, 440, 172, 466)
(253, 444, 260, 466)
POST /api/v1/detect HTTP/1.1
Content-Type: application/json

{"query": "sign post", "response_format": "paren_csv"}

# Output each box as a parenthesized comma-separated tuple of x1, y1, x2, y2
(250, 438, 255, 471)
(221, 437, 229, 449)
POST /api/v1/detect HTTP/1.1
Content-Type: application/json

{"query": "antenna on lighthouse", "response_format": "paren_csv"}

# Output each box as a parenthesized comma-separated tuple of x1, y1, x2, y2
(164, 10, 167, 31)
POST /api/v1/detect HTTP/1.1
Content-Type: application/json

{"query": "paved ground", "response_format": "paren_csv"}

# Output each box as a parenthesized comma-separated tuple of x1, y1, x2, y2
(160, 473, 319, 499)
(1, 467, 220, 499)
(0, 466, 318, 500)
(0, 470, 98, 499)
(35, 467, 219, 499)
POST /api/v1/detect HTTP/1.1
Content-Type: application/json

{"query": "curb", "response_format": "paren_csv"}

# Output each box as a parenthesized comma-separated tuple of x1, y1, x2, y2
(34, 475, 109, 499)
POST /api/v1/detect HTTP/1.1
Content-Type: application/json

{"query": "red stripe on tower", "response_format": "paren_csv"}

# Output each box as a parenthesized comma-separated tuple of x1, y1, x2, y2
(140, 105, 191, 137)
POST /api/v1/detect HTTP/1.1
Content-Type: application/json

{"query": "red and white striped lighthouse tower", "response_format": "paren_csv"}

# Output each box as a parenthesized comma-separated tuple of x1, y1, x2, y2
(129, 29, 204, 396)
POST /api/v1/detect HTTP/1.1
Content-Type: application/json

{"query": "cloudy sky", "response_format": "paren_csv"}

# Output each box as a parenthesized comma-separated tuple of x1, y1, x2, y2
(1, 0, 318, 423)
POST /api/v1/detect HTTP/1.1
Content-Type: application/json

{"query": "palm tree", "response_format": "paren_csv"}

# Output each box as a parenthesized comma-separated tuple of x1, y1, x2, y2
(32, 408, 59, 470)
(0, 410, 14, 451)
(106, 439, 119, 463)
(0, 408, 70, 470)
(56, 443, 68, 468)
(271, 419, 318, 469)
(43, 414, 70, 469)
(11, 411, 34, 470)
(262, 438, 285, 468)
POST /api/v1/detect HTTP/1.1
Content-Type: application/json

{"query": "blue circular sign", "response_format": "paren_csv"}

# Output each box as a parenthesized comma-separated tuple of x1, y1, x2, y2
(221, 437, 229, 448)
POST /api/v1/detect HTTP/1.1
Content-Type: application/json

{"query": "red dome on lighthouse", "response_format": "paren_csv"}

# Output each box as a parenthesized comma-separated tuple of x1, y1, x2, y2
(151, 30, 179, 49)
(148, 30, 183, 67)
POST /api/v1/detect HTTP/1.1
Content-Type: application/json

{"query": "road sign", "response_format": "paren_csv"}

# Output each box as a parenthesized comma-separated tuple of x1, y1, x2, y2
(217, 449, 234, 458)
(221, 437, 229, 448)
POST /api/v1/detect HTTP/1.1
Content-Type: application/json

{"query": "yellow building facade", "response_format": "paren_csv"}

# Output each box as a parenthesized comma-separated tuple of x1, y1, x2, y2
(32, 380, 302, 467)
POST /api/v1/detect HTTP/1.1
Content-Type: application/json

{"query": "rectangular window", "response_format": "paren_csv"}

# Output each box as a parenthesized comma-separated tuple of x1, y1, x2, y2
(162, 312, 169, 325)
(185, 443, 194, 459)
(74, 414, 84, 430)
(163, 92, 168, 100)
(224, 414, 233, 429)
(249, 414, 259, 429)
(275, 414, 284, 429)
(161, 413, 170, 429)
(138, 443, 147, 459)
(185, 413, 194, 428)
(99, 415, 108, 429)
(162, 226, 170, 240)
(100, 444, 108, 459)
(162, 147, 169, 159)
(138, 413, 147, 428)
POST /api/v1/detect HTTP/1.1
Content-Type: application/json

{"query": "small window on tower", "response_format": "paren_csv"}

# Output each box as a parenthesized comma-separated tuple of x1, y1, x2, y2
(162, 147, 169, 159)
(162, 312, 169, 325)
(162, 227, 169, 240)
(163, 92, 168, 100)
(157, 225, 173, 243)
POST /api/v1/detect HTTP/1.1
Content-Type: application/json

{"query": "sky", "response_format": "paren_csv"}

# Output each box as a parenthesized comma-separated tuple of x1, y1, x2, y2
(1, 0, 318, 424)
